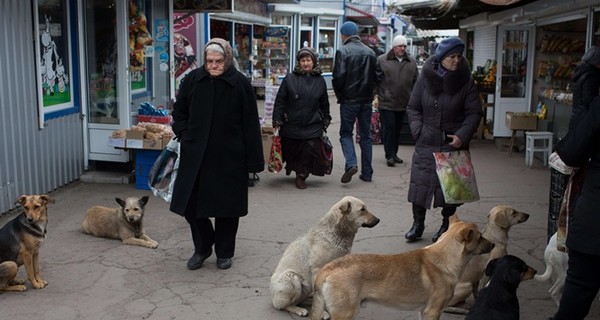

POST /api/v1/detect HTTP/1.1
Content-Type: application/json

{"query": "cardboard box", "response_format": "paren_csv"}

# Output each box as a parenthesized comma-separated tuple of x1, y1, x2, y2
(126, 130, 145, 149)
(505, 112, 537, 130)
(143, 139, 163, 150)
(107, 137, 126, 148)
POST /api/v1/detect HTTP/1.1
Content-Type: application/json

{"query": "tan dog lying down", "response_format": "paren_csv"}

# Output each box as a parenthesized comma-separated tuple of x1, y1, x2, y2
(310, 216, 494, 320)
(81, 196, 158, 249)
(446, 205, 529, 311)
(270, 196, 380, 317)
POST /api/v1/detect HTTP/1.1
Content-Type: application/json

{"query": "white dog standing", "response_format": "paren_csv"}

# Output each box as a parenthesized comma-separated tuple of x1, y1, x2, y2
(270, 196, 380, 317)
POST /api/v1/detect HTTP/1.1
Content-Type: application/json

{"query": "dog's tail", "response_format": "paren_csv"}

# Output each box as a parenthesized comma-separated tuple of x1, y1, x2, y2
(534, 263, 554, 282)
(309, 286, 326, 320)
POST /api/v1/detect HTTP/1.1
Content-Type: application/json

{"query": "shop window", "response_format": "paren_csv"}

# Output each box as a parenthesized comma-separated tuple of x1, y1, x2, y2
(234, 23, 252, 77)
(34, 0, 76, 126)
(318, 18, 336, 73)
(272, 15, 292, 26)
(500, 30, 528, 98)
(300, 16, 314, 48)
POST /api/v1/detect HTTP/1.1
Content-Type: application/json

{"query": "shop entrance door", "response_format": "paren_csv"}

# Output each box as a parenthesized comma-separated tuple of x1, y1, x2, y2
(82, 0, 130, 162)
(493, 26, 535, 137)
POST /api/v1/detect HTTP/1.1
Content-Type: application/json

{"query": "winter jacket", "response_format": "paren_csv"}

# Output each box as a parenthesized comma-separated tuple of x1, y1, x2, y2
(569, 62, 600, 130)
(272, 69, 331, 140)
(556, 96, 600, 255)
(407, 56, 482, 209)
(169, 65, 264, 218)
(375, 50, 418, 112)
(332, 36, 379, 104)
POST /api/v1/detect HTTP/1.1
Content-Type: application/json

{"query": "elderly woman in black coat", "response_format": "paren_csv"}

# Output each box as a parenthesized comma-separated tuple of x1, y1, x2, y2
(272, 47, 331, 189)
(170, 38, 264, 270)
(405, 37, 482, 243)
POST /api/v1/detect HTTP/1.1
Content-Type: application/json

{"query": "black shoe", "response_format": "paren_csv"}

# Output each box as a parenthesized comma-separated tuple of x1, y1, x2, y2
(187, 248, 212, 270)
(432, 218, 450, 243)
(393, 156, 404, 164)
(216, 258, 232, 270)
(359, 174, 372, 182)
(405, 221, 425, 242)
(341, 166, 358, 183)
(386, 158, 395, 167)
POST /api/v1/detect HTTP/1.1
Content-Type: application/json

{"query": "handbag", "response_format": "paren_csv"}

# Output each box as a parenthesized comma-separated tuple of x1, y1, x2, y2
(268, 128, 283, 173)
(148, 138, 180, 202)
(321, 131, 333, 175)
(433, 150, 480, 204)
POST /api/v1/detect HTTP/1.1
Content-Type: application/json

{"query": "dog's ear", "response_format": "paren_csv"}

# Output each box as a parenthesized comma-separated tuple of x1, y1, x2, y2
(492, 207, 512, 228)
(503, 260, 525, 287)
(338, 199, 351, 215)
(15, 195, 27, 206)
(40, 195, 55, 204)
(485, 258, 499, 277)
(139, 196, 149, 207)
(115, 198, 126, 208)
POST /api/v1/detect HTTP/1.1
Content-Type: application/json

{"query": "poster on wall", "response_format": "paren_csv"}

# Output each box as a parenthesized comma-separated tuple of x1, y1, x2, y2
(173, 12, 199, 93)
(129, 0, 153, 92)
(35, 0, 75, 128)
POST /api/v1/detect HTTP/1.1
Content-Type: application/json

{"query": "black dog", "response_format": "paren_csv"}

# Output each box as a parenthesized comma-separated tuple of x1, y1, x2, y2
(466, 255, 537, 320)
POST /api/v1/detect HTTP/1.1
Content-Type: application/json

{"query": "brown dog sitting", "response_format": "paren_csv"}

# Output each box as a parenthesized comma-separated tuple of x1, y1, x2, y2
(81, 196, 158, 249)
(0, 195, 55, 291)
(310, 215, 494, 320)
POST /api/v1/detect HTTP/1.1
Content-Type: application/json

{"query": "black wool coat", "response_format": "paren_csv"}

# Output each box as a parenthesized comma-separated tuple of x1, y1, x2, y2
(169, 66, 264, 218)
(407, 56, 482, 209)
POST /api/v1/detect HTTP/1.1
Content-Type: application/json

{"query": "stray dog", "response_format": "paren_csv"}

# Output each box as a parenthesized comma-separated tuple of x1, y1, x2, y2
(534, 232, 568, 306)
(446, 205, 529, 310)
(270, 196, 380, 317)
(81, 196, 158, 249)
(466, 255, 537, 320)
(0, 195, 55, 291)
(310, 215, 494, 320)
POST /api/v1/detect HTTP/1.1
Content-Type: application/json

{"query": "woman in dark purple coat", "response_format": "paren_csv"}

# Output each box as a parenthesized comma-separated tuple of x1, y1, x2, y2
(405, 37, 482, 243)
(170, 38, 264, 270)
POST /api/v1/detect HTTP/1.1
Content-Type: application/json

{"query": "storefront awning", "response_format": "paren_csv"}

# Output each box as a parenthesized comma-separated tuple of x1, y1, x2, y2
(346, 4, 380, 26)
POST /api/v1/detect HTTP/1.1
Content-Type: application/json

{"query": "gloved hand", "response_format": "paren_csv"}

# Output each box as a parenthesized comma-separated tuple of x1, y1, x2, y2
(273, 120, 284, 128)
(323, 119, 331, 130)
(175, 130, 187, 142)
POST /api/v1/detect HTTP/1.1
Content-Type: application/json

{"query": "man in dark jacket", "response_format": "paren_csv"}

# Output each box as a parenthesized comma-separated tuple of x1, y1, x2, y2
(375, 35, 418, 167)
(332, 21, 379, 183)
(170, 38, 264, 271)
(569, 46, 600, 130)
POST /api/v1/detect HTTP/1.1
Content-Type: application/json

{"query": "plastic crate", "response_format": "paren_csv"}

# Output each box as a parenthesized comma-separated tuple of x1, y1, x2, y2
(135, 150, 161, 190)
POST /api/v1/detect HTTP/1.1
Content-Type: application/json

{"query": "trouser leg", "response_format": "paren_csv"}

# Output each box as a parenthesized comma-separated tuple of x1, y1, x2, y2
(214, 217, 240, 259)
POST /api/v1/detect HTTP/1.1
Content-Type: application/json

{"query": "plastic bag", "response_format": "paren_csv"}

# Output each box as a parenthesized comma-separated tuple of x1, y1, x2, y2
(148, 138, 180, 202)
(268, 128, 283, 173)
(433, 150, 480, 204)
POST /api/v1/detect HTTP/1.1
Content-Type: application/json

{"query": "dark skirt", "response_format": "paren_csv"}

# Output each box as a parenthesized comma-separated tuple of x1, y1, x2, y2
(281, 136, 329, 176)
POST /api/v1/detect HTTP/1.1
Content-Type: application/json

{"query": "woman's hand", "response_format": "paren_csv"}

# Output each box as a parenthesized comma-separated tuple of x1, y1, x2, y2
(447, 134, 463, 149)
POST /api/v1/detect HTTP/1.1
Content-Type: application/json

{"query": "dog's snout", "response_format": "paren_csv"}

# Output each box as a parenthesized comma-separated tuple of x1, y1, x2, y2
(363, 217, 380, 228)
(128, 217, 135, 222)
(27, 216, 34, 223)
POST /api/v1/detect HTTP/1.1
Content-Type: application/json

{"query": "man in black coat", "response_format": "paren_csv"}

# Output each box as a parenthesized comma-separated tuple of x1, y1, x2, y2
(170, 38, 264, 271)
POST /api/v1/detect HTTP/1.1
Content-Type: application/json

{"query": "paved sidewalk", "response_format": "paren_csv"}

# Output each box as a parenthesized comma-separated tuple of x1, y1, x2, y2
(1, 94, 599, 319)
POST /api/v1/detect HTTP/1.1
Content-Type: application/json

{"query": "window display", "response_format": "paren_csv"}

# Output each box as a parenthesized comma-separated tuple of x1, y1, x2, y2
(318, 19, 336, 73)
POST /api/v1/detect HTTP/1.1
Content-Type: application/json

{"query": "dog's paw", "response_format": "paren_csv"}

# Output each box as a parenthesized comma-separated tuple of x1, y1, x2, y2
(31, 279, 48, 289)
(146, 240, 158, 249)
(8, 278, 26, 286)
(285, 306, 309, 317)
(323, 311, 331, 319)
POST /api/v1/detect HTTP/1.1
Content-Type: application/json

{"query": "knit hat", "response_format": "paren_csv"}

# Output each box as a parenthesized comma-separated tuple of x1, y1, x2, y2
(297, 47, 317, 64)
(582, 46, 600, 65)
(392, 35, 408, 47)
(435, 37, 465, 61)
(340, 21, 358, 36)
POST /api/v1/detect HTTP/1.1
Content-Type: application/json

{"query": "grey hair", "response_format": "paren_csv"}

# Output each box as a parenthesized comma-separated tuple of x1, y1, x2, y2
(205, 43, 225, 55)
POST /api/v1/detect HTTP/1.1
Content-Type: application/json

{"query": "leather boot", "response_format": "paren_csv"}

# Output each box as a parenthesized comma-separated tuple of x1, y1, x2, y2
(432, 216, 450, 243)
(405, 205, 426, 242)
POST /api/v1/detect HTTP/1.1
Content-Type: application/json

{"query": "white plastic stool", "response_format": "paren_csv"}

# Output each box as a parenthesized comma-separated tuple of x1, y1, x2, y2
(525, 131, 553, 168)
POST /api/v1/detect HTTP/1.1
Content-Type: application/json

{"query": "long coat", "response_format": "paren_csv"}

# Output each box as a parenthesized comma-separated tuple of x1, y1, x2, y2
(272, 70, 331, 140)
(169, 66, 264, 218)
(375, 50, 418, 112)
(407, 56, 482, 209)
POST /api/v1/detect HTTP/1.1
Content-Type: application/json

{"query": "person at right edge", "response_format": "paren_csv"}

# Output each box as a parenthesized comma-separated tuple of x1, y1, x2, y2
(404, 37, 482, 243)
(550, 50, 600, 320)
(332, 21, 379, 183)
(374, 34, 418, 167)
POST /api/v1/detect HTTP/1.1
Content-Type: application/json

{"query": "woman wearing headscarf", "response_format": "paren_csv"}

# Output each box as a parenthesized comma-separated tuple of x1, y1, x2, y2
(404, 37, 482, 243)
(170, 38, 264, 270)
(272, 47, 332, 189)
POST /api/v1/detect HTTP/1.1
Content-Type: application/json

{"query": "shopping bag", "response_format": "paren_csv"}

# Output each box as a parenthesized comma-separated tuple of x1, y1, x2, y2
(268, 128, 283, 173)
(433, 150, 480, 204)
(355, 110, 382, 144)
(148, 138, 180, 202)
(321, 132, 333, 175)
